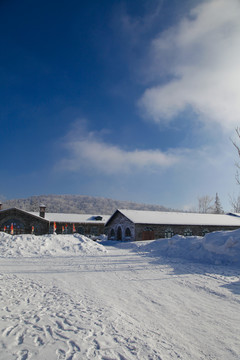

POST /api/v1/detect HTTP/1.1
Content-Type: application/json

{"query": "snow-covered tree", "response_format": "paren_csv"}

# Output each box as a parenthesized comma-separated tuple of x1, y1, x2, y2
(213, 193, 224, 214)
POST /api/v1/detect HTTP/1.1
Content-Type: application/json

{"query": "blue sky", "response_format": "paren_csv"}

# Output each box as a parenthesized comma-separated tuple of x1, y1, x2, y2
(1, 0, 240, 211)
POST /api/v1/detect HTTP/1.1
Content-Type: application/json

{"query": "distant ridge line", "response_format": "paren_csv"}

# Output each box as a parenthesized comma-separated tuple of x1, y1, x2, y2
(1, 194, 173, 214)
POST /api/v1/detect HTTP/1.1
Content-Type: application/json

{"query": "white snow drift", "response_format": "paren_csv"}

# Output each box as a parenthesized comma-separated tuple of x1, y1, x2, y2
(0, 233, 107, 258)
(134, 228, 240, 266)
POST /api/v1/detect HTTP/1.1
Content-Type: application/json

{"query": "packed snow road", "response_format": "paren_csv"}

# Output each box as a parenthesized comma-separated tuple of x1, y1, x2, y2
(0, 236, 240, 359)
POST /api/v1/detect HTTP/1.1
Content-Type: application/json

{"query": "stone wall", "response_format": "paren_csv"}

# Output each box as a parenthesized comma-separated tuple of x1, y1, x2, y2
(106, 212, 135, 241)
(135, 223, 240, 241)
(0, 208, 49, 235)
(0, 208, 107, 236)
(52, 222, 106, 237)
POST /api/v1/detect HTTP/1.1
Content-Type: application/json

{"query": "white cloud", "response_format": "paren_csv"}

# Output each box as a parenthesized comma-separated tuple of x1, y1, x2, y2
(57, 120, 181, 175)
(139, 0, 240, 131)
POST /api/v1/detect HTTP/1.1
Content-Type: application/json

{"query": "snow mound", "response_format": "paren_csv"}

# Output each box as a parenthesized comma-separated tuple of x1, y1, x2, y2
(137, 228, 240, 266)
(0, 233, 107, 258)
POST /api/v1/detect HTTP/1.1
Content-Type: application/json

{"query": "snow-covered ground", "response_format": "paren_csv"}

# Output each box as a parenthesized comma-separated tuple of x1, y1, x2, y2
(0, 231, 240, 359)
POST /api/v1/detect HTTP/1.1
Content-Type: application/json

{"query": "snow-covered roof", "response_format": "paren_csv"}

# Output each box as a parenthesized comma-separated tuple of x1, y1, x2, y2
(113, 209, 240, 226)
(30, 212, 110, 224)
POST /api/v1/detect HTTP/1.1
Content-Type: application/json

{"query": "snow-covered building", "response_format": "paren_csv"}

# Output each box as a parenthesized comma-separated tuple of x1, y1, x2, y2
(2, 203, 240, 241)
(0, 204, 109, 236)
(105, 209, 240, 241)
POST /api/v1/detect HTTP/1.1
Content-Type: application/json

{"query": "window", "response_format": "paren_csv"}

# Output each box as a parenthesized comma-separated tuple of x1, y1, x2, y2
(144, 226, 153, 231)
(165, 228, 174, 238)
(202, 228, 209, 236)
(89, 215, 103, 221)
(184, 228, 193, 236)
(94, 216, 103, 221)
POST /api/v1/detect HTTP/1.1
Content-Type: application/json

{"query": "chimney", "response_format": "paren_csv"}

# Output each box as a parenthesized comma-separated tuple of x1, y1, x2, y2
(39, 204, 46, 218)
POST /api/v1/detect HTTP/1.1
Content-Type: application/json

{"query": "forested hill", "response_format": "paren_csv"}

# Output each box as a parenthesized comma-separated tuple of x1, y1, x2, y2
(1, 195, 172, 215)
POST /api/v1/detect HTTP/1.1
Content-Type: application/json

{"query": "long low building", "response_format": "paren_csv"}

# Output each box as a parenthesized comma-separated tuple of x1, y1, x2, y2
(0, 204, 110, 236)
(105, 209, 240, 241)
(2, 204, 240, 240)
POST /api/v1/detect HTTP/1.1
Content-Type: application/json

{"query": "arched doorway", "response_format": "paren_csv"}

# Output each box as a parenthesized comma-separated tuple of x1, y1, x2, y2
(125, 227, 131, 240)
(117, 226, 122, 240)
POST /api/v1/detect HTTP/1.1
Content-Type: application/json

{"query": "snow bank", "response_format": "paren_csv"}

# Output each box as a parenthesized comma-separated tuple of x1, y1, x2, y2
(136, 228, 240, 266)
(0, 233, 107, 258)
(1, 228, 240, 264)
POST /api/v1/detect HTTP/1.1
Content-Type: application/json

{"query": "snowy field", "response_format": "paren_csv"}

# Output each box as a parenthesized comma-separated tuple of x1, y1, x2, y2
(0, 231, 240, 359)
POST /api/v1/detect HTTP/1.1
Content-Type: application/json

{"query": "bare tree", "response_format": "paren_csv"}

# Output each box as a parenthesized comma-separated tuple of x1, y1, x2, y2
(232, 127, 240, 184)
(229, 194, 240, 213)
(198, 195, 214, 213)
(230, 128, 240, 211)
